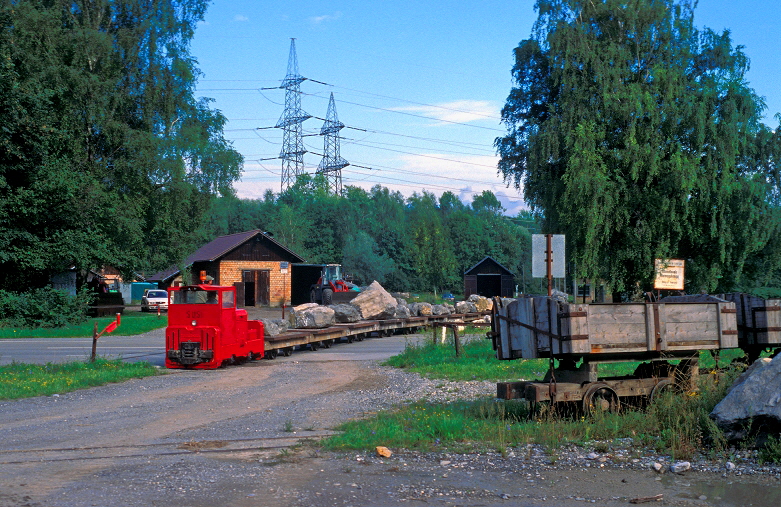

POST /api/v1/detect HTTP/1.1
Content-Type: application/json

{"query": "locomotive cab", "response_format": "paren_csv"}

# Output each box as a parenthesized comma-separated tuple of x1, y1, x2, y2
(166, 285, 264, 369)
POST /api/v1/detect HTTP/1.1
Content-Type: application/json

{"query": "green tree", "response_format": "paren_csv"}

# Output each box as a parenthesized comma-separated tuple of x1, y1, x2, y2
(407, 192, 457, 293)
(496, 0, 775, 294)
(0, 0, 241, 288)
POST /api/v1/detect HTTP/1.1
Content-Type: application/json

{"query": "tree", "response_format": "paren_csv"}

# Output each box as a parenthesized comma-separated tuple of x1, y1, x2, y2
(496, 0, 775, 294)
(0, 0, 241, 288)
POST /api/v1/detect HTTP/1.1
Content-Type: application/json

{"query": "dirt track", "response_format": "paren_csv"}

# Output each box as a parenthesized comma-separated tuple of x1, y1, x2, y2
(2, 331, 781, 507)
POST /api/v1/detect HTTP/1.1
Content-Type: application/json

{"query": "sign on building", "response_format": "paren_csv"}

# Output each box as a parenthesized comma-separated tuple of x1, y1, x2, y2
(654, 259, 685, 290)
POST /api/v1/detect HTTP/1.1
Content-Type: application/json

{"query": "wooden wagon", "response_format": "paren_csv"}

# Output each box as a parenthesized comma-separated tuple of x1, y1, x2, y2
(490, 296, 738, 410)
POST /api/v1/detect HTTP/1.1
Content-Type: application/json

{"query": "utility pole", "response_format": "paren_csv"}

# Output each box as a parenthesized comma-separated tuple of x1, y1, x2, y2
(317, 93, 349, 195)
(276, 38, 311, 192)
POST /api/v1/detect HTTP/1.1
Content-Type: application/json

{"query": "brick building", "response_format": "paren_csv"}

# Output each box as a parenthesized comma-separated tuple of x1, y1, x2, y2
(149, 230, 305, 307)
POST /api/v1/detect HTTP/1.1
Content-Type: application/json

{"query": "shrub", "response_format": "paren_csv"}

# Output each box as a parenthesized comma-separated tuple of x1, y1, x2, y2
(0, 287, 94, 328)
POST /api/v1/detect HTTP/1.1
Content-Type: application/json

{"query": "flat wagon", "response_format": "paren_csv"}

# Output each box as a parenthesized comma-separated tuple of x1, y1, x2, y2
(490, 296, 739, 411)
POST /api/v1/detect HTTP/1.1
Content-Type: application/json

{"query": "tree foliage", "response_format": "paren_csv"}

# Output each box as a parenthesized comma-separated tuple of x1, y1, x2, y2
(0, 0, 241, 289)
(197, 183, 534, 294)
(496, 0, 780, 294)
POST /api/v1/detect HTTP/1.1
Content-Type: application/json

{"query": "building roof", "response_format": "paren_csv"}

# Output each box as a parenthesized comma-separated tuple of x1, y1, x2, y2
(464, 256, 514, 276)
(149, 230, 305, 282)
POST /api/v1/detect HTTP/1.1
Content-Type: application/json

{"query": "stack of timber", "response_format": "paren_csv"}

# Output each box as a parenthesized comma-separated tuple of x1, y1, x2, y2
(492, 296, 738, 361)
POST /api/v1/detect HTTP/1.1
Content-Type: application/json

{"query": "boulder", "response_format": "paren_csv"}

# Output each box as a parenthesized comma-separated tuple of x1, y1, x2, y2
(455, 301, 477, 314)
(260, 318, 290, 337)
(443, 302, 455, 314)
(431, 304, 450, 316)
(328, 303, 362, 323)
(394, 304, 412, 319)
(349, 281, 398, 320)
(467, 294, 493, 312)
(710, 354, 781, 443)
(288, 303, 336, 329)
(413, 302, 433, 316)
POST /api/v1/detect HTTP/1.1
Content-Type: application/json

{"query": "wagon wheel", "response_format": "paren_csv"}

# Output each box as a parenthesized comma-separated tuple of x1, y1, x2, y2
(649, 378, 672, 403)
(264, 349, 278, 360)
(347, 335, 355, 343)
(309, 341, 320, 351)
(582, 383, 620, 415)
(356, 333, 364, 341)
(282, 347, 293, 356)
(321, 339, 332, 349)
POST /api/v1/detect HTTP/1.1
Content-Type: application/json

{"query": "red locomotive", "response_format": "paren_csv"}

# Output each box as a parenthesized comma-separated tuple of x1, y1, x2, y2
(165, 284, 264, 369)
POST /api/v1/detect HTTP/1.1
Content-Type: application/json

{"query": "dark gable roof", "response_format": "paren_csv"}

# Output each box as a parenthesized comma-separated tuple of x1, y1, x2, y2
(464, 256, 514, 276)
(149, 230, 305, 282)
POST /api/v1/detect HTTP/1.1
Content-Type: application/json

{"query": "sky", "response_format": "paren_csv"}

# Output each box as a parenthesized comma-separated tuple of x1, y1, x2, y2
(190, 1, 781, 216)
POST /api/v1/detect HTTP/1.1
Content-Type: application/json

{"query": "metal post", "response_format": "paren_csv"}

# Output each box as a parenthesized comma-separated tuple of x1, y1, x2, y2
(546, 234, 553, 297)
(91, 321, 98, 362)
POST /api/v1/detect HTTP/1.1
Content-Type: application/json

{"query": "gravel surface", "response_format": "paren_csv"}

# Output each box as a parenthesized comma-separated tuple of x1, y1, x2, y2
(2, 332, 781, 507)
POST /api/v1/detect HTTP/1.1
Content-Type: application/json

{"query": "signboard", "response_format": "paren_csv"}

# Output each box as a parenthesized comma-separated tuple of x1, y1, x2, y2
(280, 261, 289, 274)
(532, 234, 566, 278)
(654, 259, 685, 290)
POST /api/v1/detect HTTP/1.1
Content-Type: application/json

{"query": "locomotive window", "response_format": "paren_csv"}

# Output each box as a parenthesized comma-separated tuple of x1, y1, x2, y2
(172, 288, 220, 305)
(222, 291, 234, 308)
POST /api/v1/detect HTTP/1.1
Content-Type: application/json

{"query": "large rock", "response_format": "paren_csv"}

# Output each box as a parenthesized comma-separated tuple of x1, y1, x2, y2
(431, 304, 450, 315)
(455, 301, 478, 314)
(410, 302, 432, 316)
(260, 318, 290, 337)
(710, 355, 781, 443)
(329, 303, 362, 323)
(349, 281, 397, 320)
(394, 304, 412, 319)
(467, 294, 493, 312)
(287, 303, 335, 329)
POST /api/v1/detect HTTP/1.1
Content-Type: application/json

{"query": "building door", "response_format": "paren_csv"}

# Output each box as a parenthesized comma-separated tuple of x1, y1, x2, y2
(242, 270, 255, 306)
(257, 270, 270, 306)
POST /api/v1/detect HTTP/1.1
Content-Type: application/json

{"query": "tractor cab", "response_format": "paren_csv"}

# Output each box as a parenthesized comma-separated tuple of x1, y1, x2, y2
(310, 264, 360, 305)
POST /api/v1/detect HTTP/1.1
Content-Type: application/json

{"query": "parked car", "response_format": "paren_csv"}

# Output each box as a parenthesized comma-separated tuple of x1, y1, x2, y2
(141, 289, 168, 312)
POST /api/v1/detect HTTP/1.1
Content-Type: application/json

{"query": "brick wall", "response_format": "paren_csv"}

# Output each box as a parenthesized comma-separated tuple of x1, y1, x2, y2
(220, 261, 290, 306)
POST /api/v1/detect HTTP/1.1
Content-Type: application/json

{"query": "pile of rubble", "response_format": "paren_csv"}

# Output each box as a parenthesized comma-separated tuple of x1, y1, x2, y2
(261, 281, 499, 336)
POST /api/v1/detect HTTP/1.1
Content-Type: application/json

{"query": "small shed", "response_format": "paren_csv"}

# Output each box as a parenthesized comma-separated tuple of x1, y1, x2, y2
(464, 256, 514, 299)
(149, 230, 305, 307)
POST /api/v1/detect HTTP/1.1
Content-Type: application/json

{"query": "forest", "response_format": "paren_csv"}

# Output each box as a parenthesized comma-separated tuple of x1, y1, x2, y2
(193, 174, 539, 295)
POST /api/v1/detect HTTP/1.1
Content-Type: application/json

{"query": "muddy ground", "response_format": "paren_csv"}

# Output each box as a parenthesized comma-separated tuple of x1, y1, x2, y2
(1, 327, 780, 507)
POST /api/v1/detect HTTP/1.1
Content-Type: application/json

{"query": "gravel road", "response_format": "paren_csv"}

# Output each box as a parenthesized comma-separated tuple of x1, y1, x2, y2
(2, 330, 781, 507)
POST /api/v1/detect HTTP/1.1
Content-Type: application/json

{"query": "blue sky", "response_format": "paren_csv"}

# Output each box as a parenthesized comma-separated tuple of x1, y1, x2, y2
(190, 1, 781, 215)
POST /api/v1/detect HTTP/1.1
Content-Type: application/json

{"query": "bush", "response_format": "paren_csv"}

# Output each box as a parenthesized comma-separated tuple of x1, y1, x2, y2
(0, 287, 94, 328)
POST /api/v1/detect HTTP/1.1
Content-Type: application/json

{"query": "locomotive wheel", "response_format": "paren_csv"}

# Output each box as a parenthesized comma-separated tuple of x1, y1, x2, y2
(582, 383, 620, 414)
(322, 289, 333, 305)
(282, 347, 293, 356)
(265, 349, 278, 360)
(310, 341, 320, 351)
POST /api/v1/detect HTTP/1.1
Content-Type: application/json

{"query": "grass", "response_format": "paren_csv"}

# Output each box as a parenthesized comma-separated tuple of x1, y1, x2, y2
(325, 335, 749, 459)
(0, 312, 168, 339)
(0, 359, 161, 400)
(384, 334, 746, 382)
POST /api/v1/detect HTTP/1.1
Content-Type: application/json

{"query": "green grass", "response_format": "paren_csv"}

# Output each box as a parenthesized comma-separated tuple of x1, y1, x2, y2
(0, 359, 161, 400)
(384, 335, 746, 382)
(0, 312, 168, 339)
(327, 335, 749, 458)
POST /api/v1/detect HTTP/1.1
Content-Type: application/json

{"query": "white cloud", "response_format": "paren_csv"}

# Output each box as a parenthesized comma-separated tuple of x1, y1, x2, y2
(309, 12, 342, 25)
(394, 100, 500, 124)
(234, 14, 249, 22)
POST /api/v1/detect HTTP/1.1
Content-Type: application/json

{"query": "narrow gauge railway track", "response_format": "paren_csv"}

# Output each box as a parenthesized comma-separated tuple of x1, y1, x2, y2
(0, 433, 336, 465)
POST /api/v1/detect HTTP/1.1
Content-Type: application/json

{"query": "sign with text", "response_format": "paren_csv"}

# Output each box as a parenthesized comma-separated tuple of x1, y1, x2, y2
(280, 261, 289, 274)
(532, 234, 566, 278)
(654, 259, 685, 290)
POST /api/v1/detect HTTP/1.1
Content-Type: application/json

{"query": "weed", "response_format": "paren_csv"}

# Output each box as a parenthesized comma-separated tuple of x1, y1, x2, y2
(759, 435, 781, 465)
(283, 420, 294, 433)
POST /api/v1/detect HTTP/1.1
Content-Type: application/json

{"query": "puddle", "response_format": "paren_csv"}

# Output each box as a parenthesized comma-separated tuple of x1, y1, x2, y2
(663, 475, 781, 506)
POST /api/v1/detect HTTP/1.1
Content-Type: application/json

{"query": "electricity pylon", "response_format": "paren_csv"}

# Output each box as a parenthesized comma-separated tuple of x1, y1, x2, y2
(317, 93, 349, 195)
(276, 39, 311, 192)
